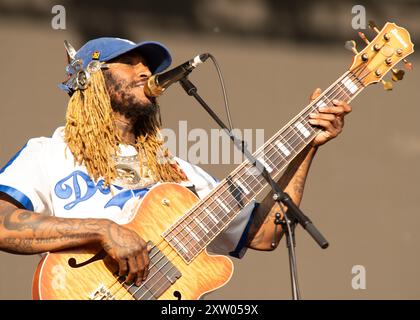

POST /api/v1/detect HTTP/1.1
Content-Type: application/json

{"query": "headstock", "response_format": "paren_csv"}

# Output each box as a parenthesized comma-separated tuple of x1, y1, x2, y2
(346, 22, 414, 91)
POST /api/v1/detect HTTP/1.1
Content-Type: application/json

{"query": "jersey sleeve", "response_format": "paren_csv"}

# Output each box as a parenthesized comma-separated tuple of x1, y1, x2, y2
(0, 138, 52, 215)
(175, 157, 258, 259)
(206, 199, 258, 259)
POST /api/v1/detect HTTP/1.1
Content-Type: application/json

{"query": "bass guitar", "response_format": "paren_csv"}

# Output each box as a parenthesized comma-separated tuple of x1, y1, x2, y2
(33, 22, 414, 300)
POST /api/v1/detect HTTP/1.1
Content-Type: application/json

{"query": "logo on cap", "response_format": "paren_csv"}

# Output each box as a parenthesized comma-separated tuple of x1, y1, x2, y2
(92, 51, 101, 60)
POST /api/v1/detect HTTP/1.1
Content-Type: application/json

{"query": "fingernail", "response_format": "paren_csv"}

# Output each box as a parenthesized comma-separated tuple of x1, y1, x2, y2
(308, 119, 316, 124)
(318, 107, 326, 111)
(333, 99, 339, 104)
(309, 113, 316, 118)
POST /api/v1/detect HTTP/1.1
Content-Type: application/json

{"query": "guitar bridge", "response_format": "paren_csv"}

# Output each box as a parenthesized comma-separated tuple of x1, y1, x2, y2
(89, 284, 115, 300)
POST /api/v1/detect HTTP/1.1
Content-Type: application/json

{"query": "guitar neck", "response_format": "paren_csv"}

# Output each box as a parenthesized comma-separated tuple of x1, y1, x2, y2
(163, 70, 365, 263)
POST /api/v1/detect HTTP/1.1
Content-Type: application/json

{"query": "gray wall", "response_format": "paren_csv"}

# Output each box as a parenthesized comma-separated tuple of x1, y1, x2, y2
(0, 0, 419, 299)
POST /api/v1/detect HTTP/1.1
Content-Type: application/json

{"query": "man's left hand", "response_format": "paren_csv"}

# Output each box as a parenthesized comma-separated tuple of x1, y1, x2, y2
(308, 88, 352, 147)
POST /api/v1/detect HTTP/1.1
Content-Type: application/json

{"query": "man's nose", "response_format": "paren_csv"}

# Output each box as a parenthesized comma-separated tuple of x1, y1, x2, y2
(139, 69, 152, 79)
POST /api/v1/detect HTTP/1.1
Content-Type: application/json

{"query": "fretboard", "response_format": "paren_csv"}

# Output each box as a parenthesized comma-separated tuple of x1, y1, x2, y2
(162, 70, 365, 263)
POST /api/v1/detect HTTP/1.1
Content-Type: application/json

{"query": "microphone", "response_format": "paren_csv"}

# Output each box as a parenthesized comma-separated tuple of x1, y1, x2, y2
(144, 53, 209, 97)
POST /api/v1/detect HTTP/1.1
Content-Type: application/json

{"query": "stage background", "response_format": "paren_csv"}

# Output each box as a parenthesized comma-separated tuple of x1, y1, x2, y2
(0, 0, 419, 299)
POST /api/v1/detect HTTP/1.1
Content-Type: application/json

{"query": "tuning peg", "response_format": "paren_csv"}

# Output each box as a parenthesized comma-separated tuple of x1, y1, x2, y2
(368, 20, 380, 34)
(358, 32, 370, 45)
(345, 40, 358, 54)
(403, 59, 413, 71)
(391, 69, 405, 81)
(381, 80, 393, 91)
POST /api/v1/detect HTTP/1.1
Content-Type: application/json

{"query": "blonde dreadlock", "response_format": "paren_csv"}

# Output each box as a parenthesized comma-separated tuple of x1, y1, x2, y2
(134, 116, 186, 183)
(64, 69, 186, 186)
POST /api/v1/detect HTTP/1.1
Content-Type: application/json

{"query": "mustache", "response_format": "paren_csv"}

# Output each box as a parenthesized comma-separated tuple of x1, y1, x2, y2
(103, 70, 161, 136)
(112, 93, 161, 136)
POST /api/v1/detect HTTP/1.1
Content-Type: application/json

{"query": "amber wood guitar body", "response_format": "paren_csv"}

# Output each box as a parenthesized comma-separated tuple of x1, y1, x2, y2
(32, 183, 234, 300)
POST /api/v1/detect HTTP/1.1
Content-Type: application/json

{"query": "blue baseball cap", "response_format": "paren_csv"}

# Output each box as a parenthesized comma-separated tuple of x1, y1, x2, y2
(59, 37, 172, 94)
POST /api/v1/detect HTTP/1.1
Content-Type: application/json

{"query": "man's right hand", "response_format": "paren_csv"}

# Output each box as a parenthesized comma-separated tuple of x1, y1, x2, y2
(100, 221, 151, 287)
(0, 196, 151, 287)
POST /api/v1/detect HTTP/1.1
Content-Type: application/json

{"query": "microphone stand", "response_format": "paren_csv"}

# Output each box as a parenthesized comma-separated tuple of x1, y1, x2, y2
(179, 77, 329, 300)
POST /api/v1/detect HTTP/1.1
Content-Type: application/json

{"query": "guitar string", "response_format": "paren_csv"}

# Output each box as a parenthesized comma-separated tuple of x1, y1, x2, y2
(112, 68, 364, 299)
(162, 65, 369, 263)
(112, 65, 368, 299)
(111, 71, 360, 293)
(159, 69, 356, 247)
(158, 68, 364, 256)
(135, 84, 355, 300)
(159, 72, 360, 255)
(138, 40, 410, 297)
(118, 88, 356, 300)
(121, 70, 366, 300)
(160, 64, 366, 245)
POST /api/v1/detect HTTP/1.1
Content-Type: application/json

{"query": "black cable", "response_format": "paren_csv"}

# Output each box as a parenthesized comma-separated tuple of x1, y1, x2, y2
(207, 53, 234, 131)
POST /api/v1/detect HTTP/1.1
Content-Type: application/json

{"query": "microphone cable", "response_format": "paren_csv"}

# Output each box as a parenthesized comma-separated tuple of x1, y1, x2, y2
(207, 53, 234, 131)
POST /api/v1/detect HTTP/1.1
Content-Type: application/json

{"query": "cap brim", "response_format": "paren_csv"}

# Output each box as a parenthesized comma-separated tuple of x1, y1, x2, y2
(105, 41, 172, 74)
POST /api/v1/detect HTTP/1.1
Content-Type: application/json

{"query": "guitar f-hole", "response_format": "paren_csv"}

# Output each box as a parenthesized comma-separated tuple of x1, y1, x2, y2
(68, 249, 107, 268)
(173, 291, 182, 300)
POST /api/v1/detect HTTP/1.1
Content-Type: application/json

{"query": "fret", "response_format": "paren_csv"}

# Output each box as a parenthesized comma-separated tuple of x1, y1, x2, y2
(215, 197, 231, 214)
(333, 84, 350, 101)
(170, 218, 212, 261)
(290, 125, 307, 145)
(260, 138, 288, 172)
(266, 142, 287, 174)
(185, 225, 201, 242)
(257, 156, 273, 173)
(264, 143, 287, 174)
(240, 170, 263, 192)
(350, 72, 364, 88)
(198, 212, 220, 232)
(341, 76, 358, 94)
(194, 217, 209, 233)
(171, 224, 201, 255)
(258, 124, 310, 179)
(262, 145, 283, 173)
(315, 98, 328, 108)
(232, 176, 250, 195)
(210, 198, 237, 223)
(280, 129, 299, 151)
(244, 165, 260, 178)
(163, 70, 369, 264)
(205, 209, 219, 224)
(226, 177, 246, 209)
(242, 163, 266, 187)
(275, 140, 292, 157)
(171, 236, 189, 254)
(294, 121, 311, 138)
(211, 182, 243, 214)
(205, 200, 231, 224)
(339, 78, 357, 99)
(186, 214, 214, 239)
(173, 213, 213, 244)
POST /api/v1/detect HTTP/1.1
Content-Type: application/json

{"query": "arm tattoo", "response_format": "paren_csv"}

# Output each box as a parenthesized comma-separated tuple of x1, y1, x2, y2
(246, 145, 317, 249)
(0, 200, 106, 254)
(3, 209, 45, 232)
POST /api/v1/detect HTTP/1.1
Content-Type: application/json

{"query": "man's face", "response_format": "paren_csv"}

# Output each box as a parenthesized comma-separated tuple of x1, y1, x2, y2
(103, 51, 158, 122)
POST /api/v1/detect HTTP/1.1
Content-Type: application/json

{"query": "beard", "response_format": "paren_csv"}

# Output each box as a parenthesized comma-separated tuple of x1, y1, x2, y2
(103, 71, 161, 137)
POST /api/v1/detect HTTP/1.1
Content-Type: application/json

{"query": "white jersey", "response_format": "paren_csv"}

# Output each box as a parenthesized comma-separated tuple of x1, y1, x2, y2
(0, 127, 256, 258)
